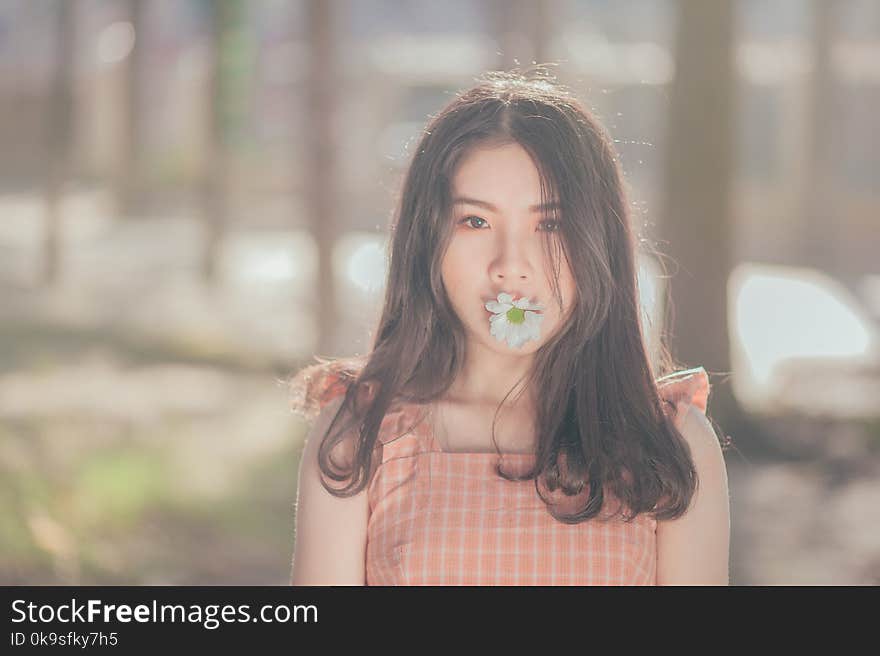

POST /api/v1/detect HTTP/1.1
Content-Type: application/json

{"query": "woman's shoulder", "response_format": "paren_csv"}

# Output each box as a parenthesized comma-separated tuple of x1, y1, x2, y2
(287, 356, 428, 464)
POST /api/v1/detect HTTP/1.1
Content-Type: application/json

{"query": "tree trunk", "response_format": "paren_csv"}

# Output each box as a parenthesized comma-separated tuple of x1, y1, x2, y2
(491, 0, 553, 70)
(116, 0, 144, 218)
(305, 0, 339, 356)
(799, 0, 839, 273)
(202, 0, 250, 285)
(43, 0, 77, 286)
(662, 0, 782, 459)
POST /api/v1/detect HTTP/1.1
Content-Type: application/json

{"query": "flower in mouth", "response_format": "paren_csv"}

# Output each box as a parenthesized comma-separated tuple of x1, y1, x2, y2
(484, 292, 545, 349)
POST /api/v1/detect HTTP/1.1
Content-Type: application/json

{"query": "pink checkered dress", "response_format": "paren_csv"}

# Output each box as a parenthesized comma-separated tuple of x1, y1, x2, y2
(293, 362, 710, 586)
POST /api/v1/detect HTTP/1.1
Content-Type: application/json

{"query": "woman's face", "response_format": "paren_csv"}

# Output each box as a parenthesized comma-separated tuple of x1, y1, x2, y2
(440, 142, 577, 354)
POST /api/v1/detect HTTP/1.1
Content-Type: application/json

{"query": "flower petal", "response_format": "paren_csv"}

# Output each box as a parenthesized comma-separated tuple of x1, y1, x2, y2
(512, 326, 532, 348)
(522, 313, 540, 333)
(486, 300, 512, 313)
(515, 298, 544, 311)
(490, 316, 509, 340)
(496, 292, 514, 305)
(502, 318, 526, 348)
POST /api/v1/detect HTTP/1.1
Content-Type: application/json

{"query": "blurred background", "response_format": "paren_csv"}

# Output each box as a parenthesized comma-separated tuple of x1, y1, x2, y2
(1, 0, 878, 585)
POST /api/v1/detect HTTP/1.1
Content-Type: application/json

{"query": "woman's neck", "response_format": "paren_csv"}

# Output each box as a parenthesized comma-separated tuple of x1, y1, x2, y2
(446, 341, 535, 408)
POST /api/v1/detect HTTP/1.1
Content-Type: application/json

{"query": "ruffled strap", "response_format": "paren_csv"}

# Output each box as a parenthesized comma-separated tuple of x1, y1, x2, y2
(287, 359, 353, 423)
(656, 366, 710, 428)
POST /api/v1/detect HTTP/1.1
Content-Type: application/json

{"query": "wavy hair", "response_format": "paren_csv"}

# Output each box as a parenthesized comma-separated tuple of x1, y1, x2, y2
(289, 67, 729, 524)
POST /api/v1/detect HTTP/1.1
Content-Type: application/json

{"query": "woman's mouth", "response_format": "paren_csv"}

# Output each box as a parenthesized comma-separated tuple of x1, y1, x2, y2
(483, 292, 546, 348)
(482, 292, 541, 306)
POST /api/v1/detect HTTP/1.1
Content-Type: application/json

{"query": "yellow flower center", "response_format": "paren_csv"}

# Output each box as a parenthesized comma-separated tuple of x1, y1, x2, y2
(506, 307, 525, 324)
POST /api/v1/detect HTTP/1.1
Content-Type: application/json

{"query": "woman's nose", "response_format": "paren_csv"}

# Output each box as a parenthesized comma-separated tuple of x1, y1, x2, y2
(489, 238, 533, 282)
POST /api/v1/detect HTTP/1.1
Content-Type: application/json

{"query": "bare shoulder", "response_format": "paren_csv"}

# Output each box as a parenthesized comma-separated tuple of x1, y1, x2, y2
(676, 403, 728, 487)
(300, 395, 358, 472)
(656, 403, 730, 585)
(290, 396, 370, 586)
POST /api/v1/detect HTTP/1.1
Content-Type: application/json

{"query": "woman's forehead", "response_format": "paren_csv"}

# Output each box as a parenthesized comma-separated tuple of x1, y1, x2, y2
(451, 195, 560, 214)
(450, 145, 560, 211)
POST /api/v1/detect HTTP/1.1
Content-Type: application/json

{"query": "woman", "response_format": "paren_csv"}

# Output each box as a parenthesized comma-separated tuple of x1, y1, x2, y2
(288, 69, 731, 586)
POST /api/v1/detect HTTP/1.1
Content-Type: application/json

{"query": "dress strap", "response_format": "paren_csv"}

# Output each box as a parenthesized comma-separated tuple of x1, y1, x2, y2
(656, 366, 711, 427)
(287, 359, 353, 422)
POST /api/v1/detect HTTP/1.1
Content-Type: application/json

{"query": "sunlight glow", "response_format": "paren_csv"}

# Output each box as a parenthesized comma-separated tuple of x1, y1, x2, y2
(334, 232, 388, 295)
(636, 254, 664, 365)
(223, 230, 314, 286)
(97, 22, 136, 65)
(730, 263, 878, 401)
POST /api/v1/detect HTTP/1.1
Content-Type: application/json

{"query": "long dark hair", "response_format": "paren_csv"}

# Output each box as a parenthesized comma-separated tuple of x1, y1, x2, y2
(290, 67, 727, 524)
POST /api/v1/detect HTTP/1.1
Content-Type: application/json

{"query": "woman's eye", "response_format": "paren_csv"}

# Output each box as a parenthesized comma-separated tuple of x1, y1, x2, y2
(458, 216, 560, 232)
(460, 215, 488, 229)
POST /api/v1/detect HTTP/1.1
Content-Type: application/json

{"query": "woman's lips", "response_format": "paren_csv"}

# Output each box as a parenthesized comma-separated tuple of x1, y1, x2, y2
(482, 292, 539, 304)
(483, 295, 543, 314)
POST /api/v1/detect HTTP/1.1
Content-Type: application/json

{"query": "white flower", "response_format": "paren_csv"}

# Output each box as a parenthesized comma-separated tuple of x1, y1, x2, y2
(485, 292, 545, 349)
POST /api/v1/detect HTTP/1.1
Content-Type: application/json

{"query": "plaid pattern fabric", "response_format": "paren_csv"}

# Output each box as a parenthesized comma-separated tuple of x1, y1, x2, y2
(300, 363, 710, 586)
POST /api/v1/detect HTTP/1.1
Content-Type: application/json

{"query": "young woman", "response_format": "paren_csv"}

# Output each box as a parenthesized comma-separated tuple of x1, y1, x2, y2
(288, 70, 731, 586)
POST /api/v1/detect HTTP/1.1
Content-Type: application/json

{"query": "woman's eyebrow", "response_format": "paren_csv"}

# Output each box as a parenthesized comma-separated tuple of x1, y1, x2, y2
(452, 196, 560, 213)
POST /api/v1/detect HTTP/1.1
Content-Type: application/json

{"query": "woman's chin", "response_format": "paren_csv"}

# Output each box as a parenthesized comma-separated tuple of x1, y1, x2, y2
(484, 335, 542, 354)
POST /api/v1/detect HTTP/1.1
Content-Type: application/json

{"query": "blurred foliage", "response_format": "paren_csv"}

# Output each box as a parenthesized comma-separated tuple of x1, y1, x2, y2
(0, 324, 304, 584)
